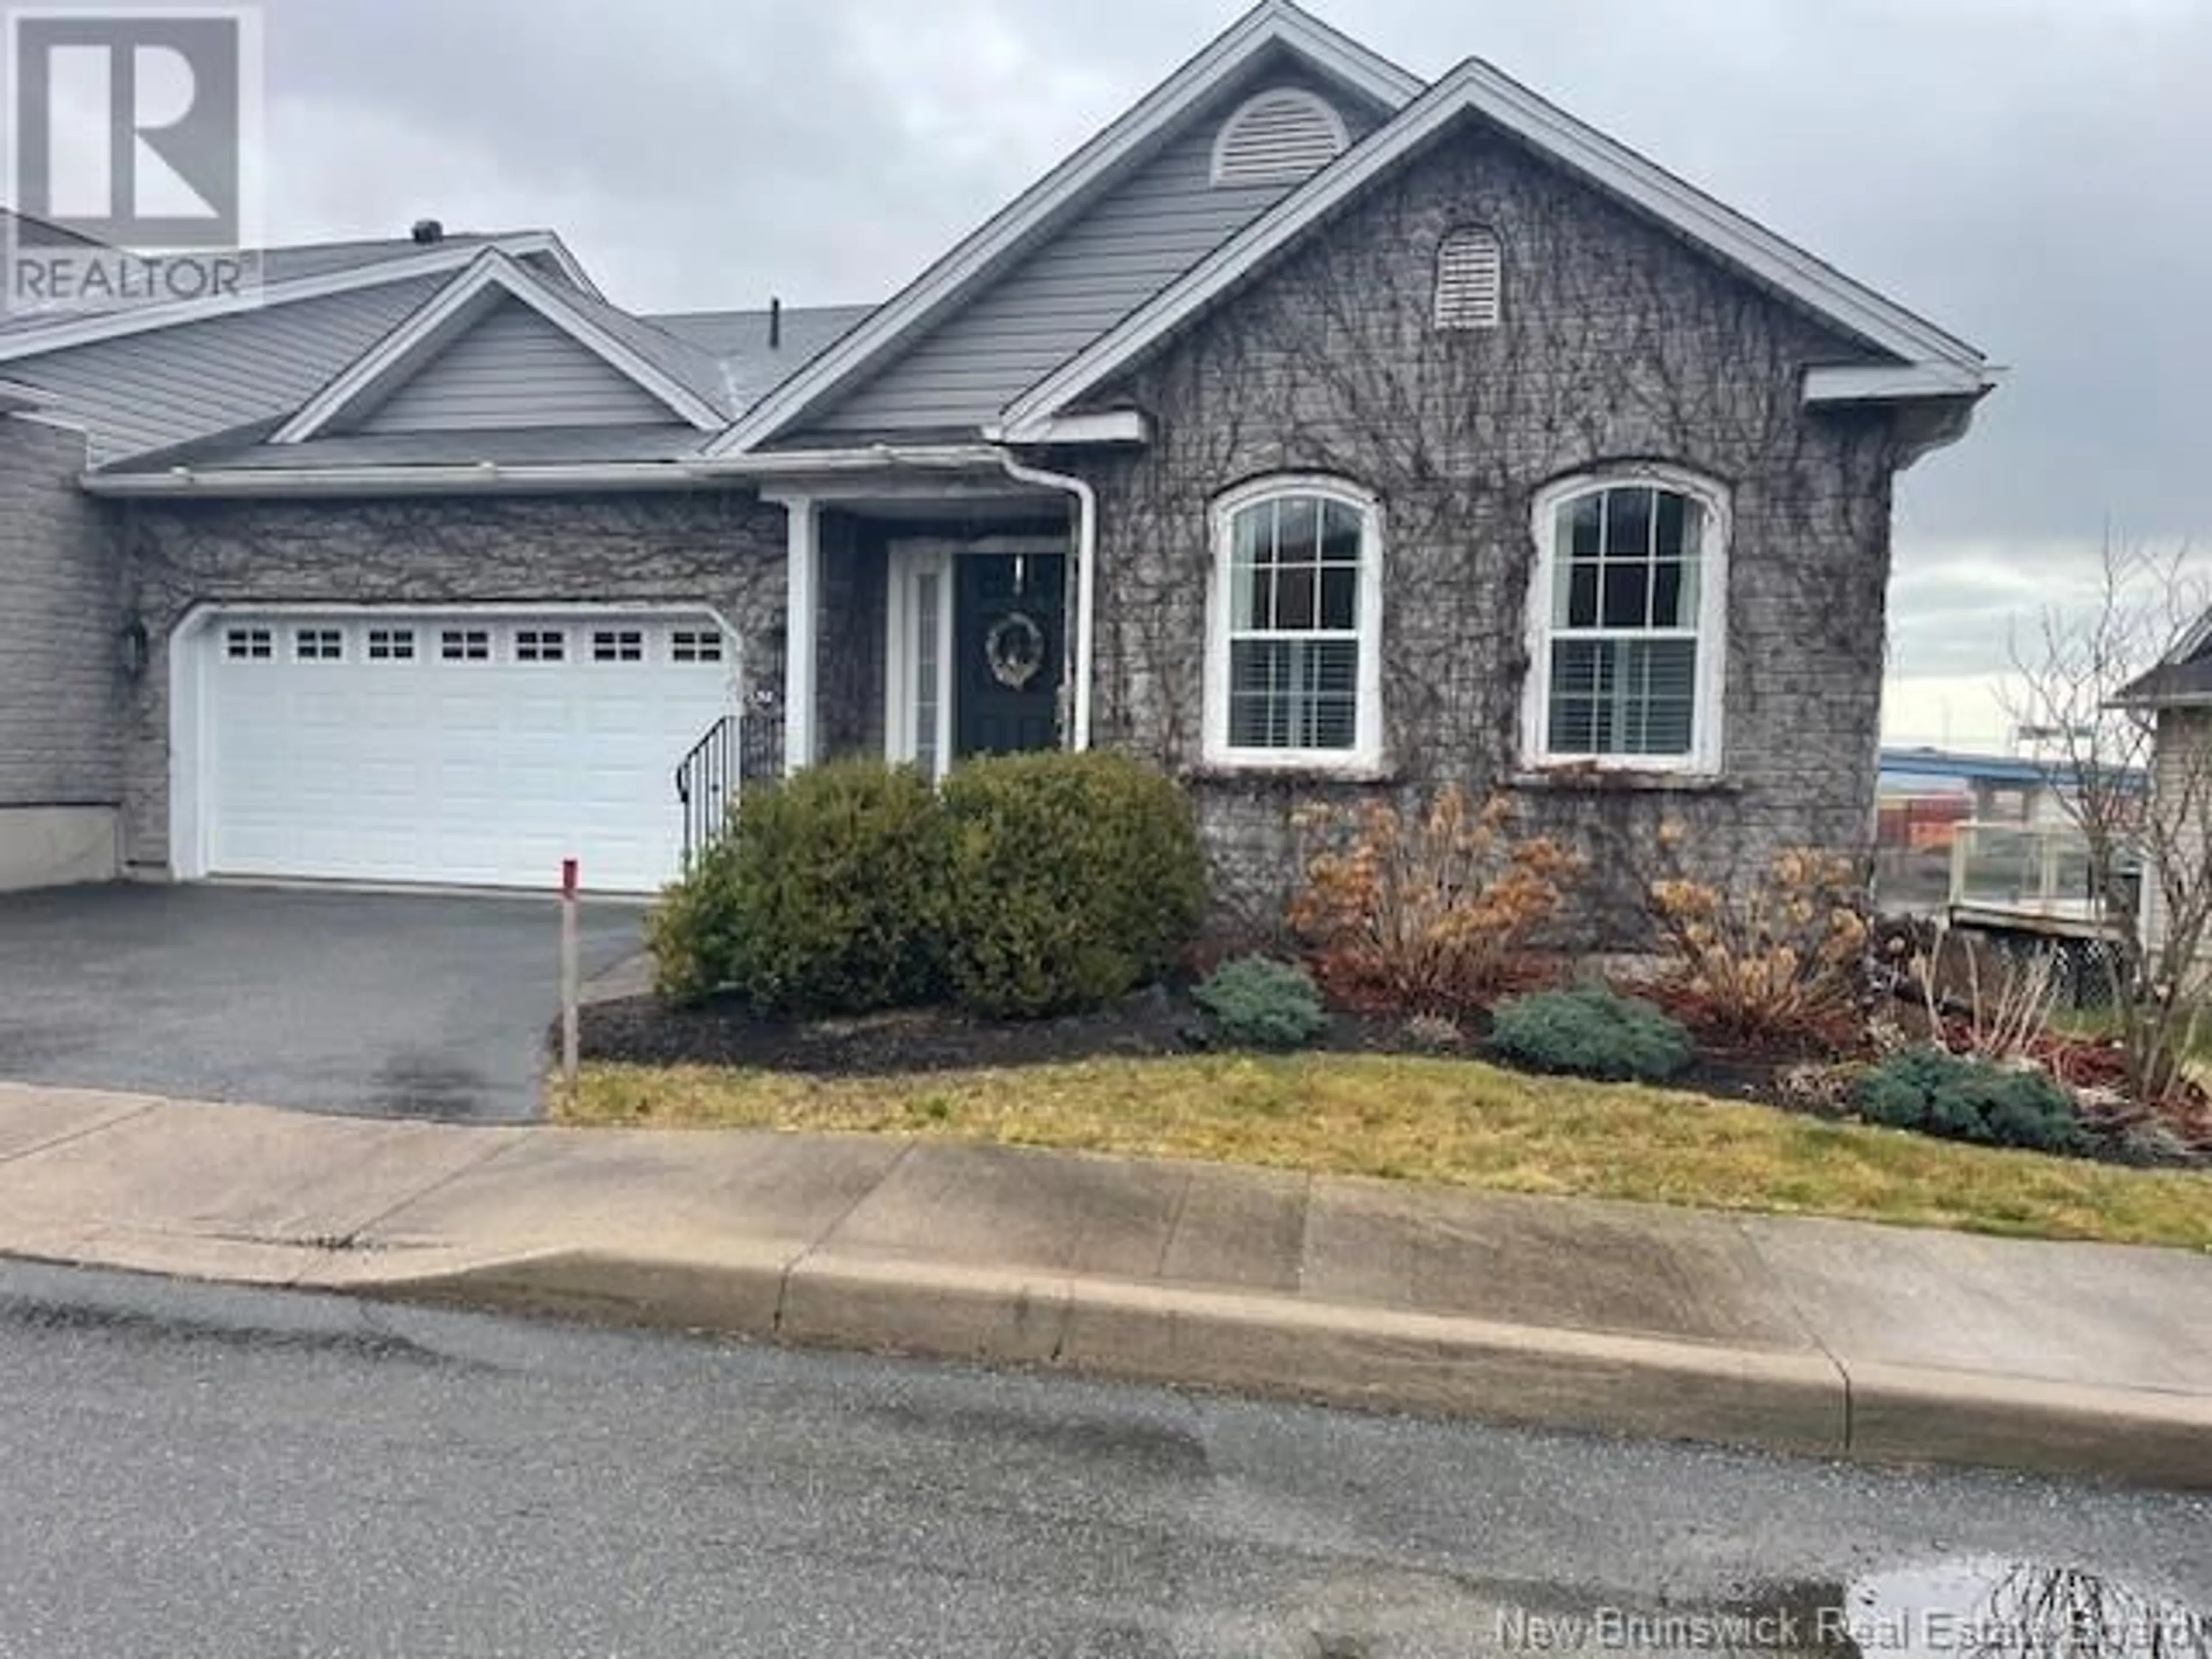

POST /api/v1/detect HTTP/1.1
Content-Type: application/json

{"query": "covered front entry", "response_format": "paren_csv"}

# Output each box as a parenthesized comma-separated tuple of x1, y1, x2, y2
(885, 537, 1068, 779)
(175, 608, 737, 892)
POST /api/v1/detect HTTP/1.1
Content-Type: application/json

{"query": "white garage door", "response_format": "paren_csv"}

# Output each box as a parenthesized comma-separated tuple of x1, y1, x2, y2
(198, 611, 737, 892)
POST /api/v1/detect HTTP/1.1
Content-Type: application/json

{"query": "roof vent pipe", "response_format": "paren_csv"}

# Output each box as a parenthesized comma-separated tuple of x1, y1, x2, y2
(769, 296, 782, 350)
(410, 219, 444, 245)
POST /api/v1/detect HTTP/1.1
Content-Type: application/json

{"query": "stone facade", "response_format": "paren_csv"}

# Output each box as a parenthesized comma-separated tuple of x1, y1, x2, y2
(11, 118, 1928, 926)
(1063, 118, 1907, 941)
(0, 414, 123, 887)
(113, 489, 791, 873)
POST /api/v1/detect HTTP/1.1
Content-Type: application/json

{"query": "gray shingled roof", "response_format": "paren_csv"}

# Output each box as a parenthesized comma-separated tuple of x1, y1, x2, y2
(0, 219, 548, 335)
(649, 305, 876, 412)
(2116, 639, 2212, 706)
(555, 289, 741, 416)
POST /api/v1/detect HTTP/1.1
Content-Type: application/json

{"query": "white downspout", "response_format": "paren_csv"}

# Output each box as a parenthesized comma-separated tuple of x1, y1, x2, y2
(995, 451, 1097, 751)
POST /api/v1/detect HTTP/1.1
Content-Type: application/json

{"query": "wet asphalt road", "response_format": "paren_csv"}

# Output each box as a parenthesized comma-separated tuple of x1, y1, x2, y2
(0, 884, 644, 1120)
(0, 1262, 2201, 1659)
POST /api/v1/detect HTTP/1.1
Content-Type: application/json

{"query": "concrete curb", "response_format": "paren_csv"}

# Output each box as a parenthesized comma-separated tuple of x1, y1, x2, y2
(332, 1245, 2212, 1490)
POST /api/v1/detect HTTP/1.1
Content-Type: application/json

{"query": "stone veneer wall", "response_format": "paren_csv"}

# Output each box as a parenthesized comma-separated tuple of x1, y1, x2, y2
(1066, 119, 1910, 943)
(0, 414, 123, 887)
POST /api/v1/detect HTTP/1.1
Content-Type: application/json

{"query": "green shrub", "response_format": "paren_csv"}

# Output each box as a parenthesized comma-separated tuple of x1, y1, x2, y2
(1194, 957, 1330, 1050)
(1850, 1048, 2085, 1155)
(937, 751, 1206, 1018)
(647, 759, 948, 1013)
(1488, 986, 1694, 1083)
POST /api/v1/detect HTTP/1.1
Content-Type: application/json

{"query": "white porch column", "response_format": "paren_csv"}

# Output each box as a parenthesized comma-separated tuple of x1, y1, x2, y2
(779, 494, 820, 774)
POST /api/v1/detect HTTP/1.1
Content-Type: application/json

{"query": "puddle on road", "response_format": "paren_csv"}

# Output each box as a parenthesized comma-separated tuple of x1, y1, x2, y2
(1838, 1559, 2209, 1659)
(1481, 1561, 2208, 1659)
(371, 1054, 491, 1118)
(1245, 1558, 2209, 1659)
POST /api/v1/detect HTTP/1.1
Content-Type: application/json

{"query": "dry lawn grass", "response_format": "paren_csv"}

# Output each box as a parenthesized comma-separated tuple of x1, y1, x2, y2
(563, 1054, 2212, 1251)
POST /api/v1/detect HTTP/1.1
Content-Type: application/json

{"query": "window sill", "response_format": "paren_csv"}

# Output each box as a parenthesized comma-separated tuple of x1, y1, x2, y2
(1190, 753, 1397, 786)
(1509, 766, 1739, 795)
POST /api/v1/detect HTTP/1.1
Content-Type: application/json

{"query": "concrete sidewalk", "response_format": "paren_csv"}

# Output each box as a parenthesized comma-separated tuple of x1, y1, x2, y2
(0, 1080, 2206, 1488)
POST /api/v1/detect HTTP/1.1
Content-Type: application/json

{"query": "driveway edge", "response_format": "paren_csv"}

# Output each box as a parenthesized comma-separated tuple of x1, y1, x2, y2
(313, 1243, 2211, 1489)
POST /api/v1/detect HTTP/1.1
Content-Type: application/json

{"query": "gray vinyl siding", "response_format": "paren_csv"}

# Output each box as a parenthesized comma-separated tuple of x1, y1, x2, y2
(4, 276, 444, 465)
(799, 60, 1382, 438)
(351, 298, 681, 433)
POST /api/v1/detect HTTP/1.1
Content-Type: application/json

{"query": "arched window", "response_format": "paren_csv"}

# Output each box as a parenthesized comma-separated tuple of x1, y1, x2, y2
(1210, 88, 1350, 188)
(1206, 478, 1384, 771)
(1523, 467, 1729, 772)
(1434, 226, 1503, 329)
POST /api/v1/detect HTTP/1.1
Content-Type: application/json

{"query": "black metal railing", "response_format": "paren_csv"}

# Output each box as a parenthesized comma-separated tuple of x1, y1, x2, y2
(675, 717, 737, 870)
(675, 713, 785, 869)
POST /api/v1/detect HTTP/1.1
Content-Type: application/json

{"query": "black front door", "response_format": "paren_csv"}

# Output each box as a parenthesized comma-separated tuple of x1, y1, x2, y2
(955, 552, 1066, 759)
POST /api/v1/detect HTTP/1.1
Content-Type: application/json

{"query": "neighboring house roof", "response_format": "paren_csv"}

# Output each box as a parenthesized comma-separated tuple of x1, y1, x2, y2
(2114, 618, 2212, 707)
(705, 0, 1423, 455)
(273, 251, 728, 440)
(999, 56, 1994, 439)
(0, 227, 593, 361)
(6, 274, 452, 463)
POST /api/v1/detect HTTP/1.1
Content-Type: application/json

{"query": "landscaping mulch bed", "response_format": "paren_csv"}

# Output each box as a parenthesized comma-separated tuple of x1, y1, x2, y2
(578, 984, 1791, 1107)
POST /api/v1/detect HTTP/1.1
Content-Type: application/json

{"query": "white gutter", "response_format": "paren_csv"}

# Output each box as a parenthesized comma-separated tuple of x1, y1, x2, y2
(994, 450, 1099, 751)
(79, 442, 1012, 498)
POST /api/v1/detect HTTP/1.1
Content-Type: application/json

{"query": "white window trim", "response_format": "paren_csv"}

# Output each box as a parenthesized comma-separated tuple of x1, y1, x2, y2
(1521, 463, 1730, 777)
(884, 543, 956, 781)
(1204, 475, 1386, 775)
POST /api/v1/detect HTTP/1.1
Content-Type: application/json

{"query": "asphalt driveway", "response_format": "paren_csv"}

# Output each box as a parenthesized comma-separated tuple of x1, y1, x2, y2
(0, 884, 647, 1122)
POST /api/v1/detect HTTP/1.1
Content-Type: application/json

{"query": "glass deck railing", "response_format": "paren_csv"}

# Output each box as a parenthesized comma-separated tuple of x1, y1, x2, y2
(1948, 820, 2138, 926)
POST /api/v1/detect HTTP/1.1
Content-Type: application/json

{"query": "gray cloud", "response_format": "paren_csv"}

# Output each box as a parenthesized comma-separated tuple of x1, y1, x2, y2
(259, 1, 2212, 734)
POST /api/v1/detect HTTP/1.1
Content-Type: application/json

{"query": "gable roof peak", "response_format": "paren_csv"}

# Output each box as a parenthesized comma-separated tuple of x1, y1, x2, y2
(704, 2, 1422, 456)
(272, 248, 727, 443)
(1001, 44, 1994, 437)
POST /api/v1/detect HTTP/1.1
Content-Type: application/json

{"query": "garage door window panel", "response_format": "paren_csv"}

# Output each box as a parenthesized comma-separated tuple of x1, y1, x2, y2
(593, 628, 645, 663)
(671, 629, 724, 664)
(515, 628, 567, 664)
(441, 628, 491, 662)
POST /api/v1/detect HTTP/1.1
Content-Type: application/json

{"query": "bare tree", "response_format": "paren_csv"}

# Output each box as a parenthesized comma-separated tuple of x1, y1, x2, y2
(2008, 535, 2212, 1104)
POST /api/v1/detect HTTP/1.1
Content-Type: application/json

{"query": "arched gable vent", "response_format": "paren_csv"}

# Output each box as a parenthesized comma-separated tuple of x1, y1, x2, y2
(1434, 225, 1503, 330)
(1211, 88, 1350, 188)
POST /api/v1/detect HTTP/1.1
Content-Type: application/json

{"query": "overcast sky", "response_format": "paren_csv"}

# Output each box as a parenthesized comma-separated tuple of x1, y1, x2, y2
(264, 0, 2212, 750)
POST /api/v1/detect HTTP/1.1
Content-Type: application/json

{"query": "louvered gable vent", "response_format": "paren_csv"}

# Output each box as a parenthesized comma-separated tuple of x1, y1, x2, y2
(1434, 226, 1503, 329)
(1211, 88, 1349, 187)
